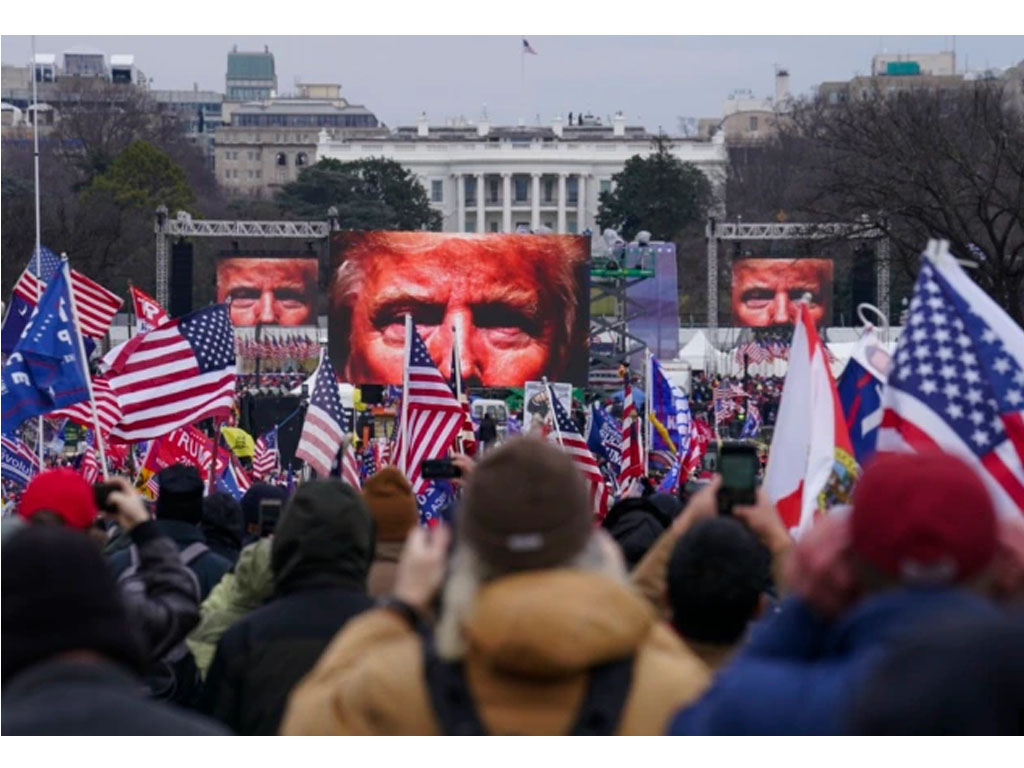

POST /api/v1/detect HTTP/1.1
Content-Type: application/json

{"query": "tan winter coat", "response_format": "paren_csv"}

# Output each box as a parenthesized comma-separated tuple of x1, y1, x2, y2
(280, 569, 711, 735)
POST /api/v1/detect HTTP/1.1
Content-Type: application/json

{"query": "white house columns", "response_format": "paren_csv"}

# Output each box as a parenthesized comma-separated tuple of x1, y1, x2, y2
(449, 170, 591, 234)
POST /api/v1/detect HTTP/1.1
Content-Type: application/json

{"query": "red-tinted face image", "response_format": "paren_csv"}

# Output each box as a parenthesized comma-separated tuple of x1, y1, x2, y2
(731, 259, 833, 327)
(217, 257, 318, 326)
(329, 232, 589, 387)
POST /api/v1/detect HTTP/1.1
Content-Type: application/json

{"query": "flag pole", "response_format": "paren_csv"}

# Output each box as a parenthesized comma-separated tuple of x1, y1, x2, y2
(61, 254, 109, 480)
(398, 313, 412, 475)
(452, 320, 463, 453)
(541, 376, 564, 448)
(644, 349, 653, 475)
(31, 35, 45, 468)
(127, 280, 135, 339)
(208, 418, 221, 493)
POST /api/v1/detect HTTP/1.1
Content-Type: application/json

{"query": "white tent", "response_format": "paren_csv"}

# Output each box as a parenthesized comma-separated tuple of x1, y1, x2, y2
(677, 330, 716, 370)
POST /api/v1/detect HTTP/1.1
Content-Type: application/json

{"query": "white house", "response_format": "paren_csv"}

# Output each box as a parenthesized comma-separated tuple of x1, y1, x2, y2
(315, 113, 727, 234)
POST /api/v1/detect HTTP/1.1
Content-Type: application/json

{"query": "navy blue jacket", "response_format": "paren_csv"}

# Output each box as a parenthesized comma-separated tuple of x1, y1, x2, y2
(668, 588, 999, 735)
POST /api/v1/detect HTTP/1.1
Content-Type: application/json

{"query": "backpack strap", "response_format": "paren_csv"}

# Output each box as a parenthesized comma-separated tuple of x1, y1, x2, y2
(567, 656, 634, 736)
(421, 633, 487, 736)
(178, 541, 209, 566)
(422, 631, 635, 736)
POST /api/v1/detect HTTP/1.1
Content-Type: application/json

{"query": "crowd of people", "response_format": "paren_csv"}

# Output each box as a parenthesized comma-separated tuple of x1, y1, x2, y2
(2, 436, 1022, 736)
(690, 372, 783, 439)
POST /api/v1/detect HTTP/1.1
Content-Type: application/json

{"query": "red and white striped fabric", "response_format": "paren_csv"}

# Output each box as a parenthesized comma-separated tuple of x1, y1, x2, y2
(251, 428, 280, 481)
(101, 305, 236, 442)
(618, 381, 644, 488)
(295, 356, 347, 477)
(393, 325, 464, 495)
(15, 268, 122, 339)
(50, 377, 123, 442)
(547, 387, 610, 521)
(341, 446, 361, 489)
(79, 443, 101, 484)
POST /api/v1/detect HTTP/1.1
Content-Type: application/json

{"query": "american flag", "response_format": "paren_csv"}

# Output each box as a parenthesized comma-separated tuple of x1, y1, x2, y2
(101, 305, 236, 442)
(79, 439, 101, 484)
(50, 376, 123, 443)
(295, 355, 346, 477)
(360, 445, 377, 480)
(547, 386, 611, 521)
(252, 426, 280, 480)
(618, 381, 644, 486)
(522, 38, 538, 55)
(393, 324, 464, 495)
(12, 247, 123, 338)
(736, 341, 771, 365)
(879, 243, 1024, 516)
(341, 442, 362, 489)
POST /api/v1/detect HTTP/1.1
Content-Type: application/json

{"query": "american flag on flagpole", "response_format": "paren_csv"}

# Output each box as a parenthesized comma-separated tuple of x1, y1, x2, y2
(11, 247, 123, 338)
(393, 324, 465, 495)
(100, 305, 236, 442)
(878, 240, 1024, 516)
(341, 440, 362, 489)
(79, 439, 101, 485)
(547, 387, 610, 521)
(618, 381, 643, 487)
(295, 355, 347, 478)
(252, 426, 280, 480)
(522, 38, 538, 55)
(51, 376, 123, 443)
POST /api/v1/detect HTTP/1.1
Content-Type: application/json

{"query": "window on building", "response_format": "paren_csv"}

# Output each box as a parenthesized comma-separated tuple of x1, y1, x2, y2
(599, 179, 612, 196)
(431, 180, 443, 202)
(465, 177, 477, 205)
(489, 221, 499, 233)
(544, 178, 554, 203)
(276, 152, 288, 166)
(514, 177, 528, 202)
(749, 116, 759, 132)
(296, 152, 308, 167)
(567, 216, 578, 234)
(465, 213, 476, 231)
(224, 170, 231, 180)
(488, 178, 499, 204)
(255, 170, 261, 179)
(567, 177, 579, 205)
(248, 170, 254, 179)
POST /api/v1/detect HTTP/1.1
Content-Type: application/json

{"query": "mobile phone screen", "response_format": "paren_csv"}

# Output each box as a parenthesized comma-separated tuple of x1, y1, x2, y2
(720, 452, 758, 491)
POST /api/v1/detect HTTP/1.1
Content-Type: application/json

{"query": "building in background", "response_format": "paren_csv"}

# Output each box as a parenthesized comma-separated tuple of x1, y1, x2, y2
(225, 45, 277, 102)
(316, 112, 727, 234)
(817, 50, 965, 103)
(698, 69, 791, 144)
(214, 83, 383, 197)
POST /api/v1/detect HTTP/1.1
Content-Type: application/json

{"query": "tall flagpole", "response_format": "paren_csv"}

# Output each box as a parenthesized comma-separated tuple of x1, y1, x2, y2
(62, 254, 109, 480)
(452, 319, 464, 453)
(398, 313, 412, 475)
(644, 349, 653, 475)
(32, 36, 45, 467)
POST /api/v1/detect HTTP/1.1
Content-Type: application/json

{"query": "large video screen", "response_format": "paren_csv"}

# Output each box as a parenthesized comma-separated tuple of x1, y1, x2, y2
(328, 231, 590, 387)
(217, 256, 319, 327)
(731, 258, 834, 328)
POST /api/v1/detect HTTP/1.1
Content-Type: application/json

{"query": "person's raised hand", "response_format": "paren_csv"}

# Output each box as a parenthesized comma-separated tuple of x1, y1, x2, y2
(733, 488, 791, 555)
(105, 476, 150, 532)
(450, 454, 475, 489)
(393, 524, 452, 613)
(784, 512, 859, 619)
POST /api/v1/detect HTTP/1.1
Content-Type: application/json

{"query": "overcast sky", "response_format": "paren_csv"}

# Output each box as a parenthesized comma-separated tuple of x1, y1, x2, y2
(2, 35, 1021, 132)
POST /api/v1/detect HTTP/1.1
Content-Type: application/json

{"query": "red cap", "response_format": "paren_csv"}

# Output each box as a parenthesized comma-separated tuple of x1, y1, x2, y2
(851, 452, 997, 585)
(17, 469, 98, 531)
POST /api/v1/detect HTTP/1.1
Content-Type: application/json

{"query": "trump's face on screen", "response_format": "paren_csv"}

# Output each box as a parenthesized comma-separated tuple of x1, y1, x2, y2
(328, 232, 588, 387)
(217, 257, 318, 327)
(731, 258, 833, 328)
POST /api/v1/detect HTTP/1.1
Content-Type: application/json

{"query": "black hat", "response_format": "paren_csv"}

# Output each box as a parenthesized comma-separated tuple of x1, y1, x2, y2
(2, 526, 145, 684)
(156, 464, 204, 524)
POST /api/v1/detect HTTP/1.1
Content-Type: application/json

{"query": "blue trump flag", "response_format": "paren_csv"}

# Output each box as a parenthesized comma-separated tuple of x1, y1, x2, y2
(1, 261, 91, 435)
(649, 357, 693, 493)
(587, 402, 622, 473)
(1, 246, 62, 354)
(837, 329, 890, 465)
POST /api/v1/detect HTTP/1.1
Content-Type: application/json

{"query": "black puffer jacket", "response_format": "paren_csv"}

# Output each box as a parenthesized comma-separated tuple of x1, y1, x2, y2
(200, 480, 375, 735)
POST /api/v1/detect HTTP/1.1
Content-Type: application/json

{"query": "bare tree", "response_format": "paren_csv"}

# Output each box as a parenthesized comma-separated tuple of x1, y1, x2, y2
(784, 80, 1024, 322)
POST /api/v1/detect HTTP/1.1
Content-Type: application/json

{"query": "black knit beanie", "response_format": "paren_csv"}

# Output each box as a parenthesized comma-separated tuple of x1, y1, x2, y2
(2, 526, 145, 685)
(156, 464, 204, 524)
